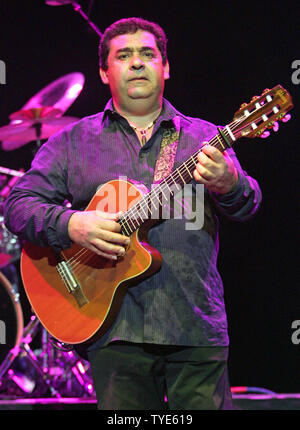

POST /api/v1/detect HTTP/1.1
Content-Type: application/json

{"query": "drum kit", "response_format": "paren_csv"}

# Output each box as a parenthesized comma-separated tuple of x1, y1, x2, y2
(0, 72, 96, 400)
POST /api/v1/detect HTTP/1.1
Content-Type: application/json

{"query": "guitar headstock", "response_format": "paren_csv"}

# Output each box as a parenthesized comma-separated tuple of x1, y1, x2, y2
(232, 85, 293, 139)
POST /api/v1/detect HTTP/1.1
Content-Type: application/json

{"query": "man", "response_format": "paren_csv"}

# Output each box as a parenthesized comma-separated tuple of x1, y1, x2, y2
(4, 17, 261, 410)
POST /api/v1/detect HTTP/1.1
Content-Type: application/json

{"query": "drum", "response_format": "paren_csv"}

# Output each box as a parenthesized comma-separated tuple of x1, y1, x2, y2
(0, 214, 21, 269)
(0, 271, 24, 364)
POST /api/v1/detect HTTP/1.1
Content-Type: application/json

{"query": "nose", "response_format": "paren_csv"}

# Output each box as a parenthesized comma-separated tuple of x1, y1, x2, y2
(130, 53, 145, 70)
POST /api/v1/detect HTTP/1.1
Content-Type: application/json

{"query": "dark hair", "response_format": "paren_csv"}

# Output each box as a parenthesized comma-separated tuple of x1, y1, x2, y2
(99, 17, 168, 71)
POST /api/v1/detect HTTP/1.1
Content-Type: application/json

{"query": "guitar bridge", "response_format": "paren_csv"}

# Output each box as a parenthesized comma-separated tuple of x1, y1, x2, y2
(56, 260, 89, 308)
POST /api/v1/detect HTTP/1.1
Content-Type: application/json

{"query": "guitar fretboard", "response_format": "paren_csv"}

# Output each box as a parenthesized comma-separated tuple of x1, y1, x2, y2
(118, 123, 236, 236)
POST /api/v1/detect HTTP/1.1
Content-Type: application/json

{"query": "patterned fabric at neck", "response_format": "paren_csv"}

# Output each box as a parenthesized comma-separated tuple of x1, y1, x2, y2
(153, 115, 180, 184)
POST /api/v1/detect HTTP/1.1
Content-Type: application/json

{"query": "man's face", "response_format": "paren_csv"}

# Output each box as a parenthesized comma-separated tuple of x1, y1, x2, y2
(100, 30, 169, 111)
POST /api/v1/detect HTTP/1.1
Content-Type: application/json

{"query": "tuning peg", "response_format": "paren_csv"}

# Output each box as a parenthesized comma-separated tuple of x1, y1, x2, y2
(280, 113, 291, 123)
(259, 121, 280, 138)
(260, 131, 270, 138)
(262, 88, 270, 95)
(266, 121, 275, 129)
(251, 95, 260, 102)
(240, 102, 248, 109)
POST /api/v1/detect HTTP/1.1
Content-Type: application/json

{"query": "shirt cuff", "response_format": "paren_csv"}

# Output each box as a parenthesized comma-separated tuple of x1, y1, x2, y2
(211, 172, 245, 205)
(48, 208, 77, 251)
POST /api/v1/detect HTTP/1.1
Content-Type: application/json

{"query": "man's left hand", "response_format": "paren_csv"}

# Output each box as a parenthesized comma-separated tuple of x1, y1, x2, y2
(193, 144, 239, 194)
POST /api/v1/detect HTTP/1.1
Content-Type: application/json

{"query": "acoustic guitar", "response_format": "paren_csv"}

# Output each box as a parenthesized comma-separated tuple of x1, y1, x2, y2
(20, 85, 293, 345)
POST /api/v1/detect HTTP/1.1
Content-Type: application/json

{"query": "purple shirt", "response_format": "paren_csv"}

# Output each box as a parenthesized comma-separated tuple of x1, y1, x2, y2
(4, 98, 261, 349)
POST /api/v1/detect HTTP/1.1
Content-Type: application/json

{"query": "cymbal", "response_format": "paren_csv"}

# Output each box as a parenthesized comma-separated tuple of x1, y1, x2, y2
(1, 73, 84, 150)
(19, 72, 85, 116)
(0, 115, 78, 150)
(9, 107, 63, 122)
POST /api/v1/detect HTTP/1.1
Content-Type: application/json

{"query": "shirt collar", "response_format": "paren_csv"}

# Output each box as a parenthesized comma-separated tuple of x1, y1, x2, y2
(102, 98, 190, 126)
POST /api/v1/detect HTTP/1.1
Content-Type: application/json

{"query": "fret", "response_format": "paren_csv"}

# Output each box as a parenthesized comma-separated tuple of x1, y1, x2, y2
(157, 183, 168, 201)
(169, 173, 181, 191)
(127, 217, 137, 233)
(183, 161, 193, 178)
(134, 201, 149, 223)
(155, 186, 166, 206)
(132, 207, 139, 224)
(144, 197, 153, 215)
(151, 186, 163, 207)
(177, 169, 186, 184)
(138, 201, 148, 218)
(120, 219, 131, 236)
(216, 133, 226, 150)
(190, 155, 198, 167)
(129, 214, 139, 229)
(149, 188, 167, 222)
(164, 180, 173, 194)
(149, 195, 158, 211)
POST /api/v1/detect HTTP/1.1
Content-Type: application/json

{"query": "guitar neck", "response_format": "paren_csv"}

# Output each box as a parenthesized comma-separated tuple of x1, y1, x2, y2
(119, 123, 237, 236)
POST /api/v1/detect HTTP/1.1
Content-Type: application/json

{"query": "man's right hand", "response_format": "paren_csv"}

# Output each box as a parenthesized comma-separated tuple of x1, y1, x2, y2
(68, 210, 130, 260)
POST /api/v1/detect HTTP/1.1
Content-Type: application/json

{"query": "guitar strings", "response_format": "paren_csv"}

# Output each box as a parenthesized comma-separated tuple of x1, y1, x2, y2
(64, 116, 247, 275)
(65, 119, 244, 275)
(114, 118, 244, 233)
(65, 118, 242, 275)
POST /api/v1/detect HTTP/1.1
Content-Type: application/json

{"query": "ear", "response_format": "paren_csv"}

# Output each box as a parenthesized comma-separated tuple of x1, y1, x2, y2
(99, 68, 109, 85)
(164, 61, 170, 80)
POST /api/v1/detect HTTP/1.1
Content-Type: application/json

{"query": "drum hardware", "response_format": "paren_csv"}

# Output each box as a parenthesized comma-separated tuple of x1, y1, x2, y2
(0, 167, 24, 178)
(0, 271, 95, 399)
(0, 213, 21, 270)
(0, 315, 61, 397)
(45, 1, 103, 38)
(43, 331, 94, 396)
(0, 314, 95, 398)
(0, 66, 93, 398)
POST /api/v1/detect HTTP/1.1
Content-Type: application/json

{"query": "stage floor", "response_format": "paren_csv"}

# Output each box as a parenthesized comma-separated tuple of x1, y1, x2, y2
(0, 393, 300, 410)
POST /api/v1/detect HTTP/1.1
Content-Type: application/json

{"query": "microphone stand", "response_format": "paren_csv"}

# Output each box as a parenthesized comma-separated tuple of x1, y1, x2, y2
(46, 1, 103, 37)
(71, 2, 103, 38)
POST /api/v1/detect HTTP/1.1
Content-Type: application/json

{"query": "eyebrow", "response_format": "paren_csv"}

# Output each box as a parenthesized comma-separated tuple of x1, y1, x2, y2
(115, 46, 156, 55)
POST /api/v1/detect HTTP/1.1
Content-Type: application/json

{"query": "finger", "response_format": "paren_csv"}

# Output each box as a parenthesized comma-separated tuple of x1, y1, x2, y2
(197, 150, 211, 165)
(91, 237, 127, 257)
(89, 243, 118, 261)
(197, 149, 219, 172)
(97, 218, 122, 233)
(99, 228, 130, 246)
(193, 168, 210, 184)
(195, 162, 213, 181)
(96, 210, 124, 223)
(201, 144, 224, 162)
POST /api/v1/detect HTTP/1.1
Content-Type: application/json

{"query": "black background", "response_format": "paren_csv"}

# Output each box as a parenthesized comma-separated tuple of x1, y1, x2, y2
(0, 0, 299, 393)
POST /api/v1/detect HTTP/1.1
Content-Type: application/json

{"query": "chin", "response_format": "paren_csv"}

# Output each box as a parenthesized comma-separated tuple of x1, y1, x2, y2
(128, 89, 152, 99)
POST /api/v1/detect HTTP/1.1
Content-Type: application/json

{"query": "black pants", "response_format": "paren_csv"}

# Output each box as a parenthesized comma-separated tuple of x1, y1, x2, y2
(87, 342, 233, 410)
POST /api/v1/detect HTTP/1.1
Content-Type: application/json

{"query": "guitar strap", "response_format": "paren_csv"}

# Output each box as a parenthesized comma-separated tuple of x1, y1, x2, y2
(153, 115, 180, 184)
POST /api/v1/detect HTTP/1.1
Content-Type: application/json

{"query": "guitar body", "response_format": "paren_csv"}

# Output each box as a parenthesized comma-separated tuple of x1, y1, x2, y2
(21, 179, 162, 345)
